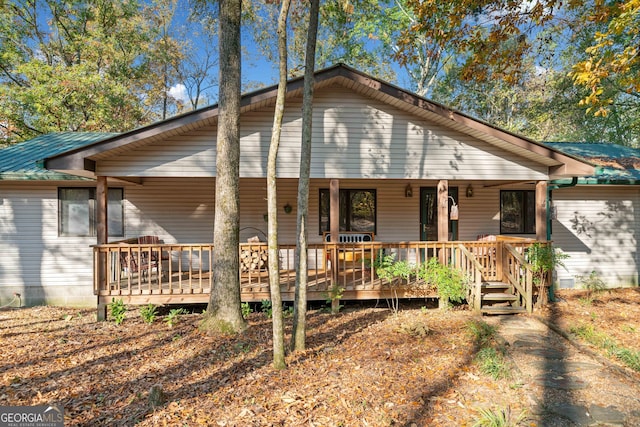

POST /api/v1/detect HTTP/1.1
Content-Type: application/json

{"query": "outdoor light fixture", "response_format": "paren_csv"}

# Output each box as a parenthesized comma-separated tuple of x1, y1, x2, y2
(466, 184, 474, 198)
(405, 184, 413, 198)
(449, 196, 459, 220)
(283, 203, 292, 214)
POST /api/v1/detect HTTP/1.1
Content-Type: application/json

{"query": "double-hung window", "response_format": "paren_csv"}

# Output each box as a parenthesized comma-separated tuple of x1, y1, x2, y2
(500, 190, 535, 234)
(58, 188, 124, 237)
(319, 189, 376, 234)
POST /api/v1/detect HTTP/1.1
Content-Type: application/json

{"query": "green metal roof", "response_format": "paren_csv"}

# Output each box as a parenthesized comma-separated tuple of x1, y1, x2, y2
(545, 142, 640, 185)
(0, 132, 115, 180)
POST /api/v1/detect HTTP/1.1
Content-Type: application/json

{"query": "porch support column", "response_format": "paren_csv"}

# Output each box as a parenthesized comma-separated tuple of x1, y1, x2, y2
(329, 179, 340, 312)
(96, 176, 108, 321)
(437, 180, 449, 242)
(535, 180, 548, 241)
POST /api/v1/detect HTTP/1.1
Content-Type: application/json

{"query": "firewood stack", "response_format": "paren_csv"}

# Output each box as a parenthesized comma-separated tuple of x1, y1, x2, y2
(241, 236, 268, 272)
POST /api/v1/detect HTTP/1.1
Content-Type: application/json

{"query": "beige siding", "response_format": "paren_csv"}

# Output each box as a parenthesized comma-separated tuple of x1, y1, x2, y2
(97, 87, 549, 181)
(552, 186, 639, 288)
(0, 182, 96, 306)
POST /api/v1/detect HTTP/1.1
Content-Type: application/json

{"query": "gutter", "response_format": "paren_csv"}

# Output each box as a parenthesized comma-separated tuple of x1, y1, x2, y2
(546, 176, 578, 302)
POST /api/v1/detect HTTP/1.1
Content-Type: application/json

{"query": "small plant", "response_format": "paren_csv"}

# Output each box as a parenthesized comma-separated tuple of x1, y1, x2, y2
(475, 347, 512, 380)
(525, 243, 569, 307)
(165, 308, 188, 327)
(109, 298, 127, 325)
(140, 304, 158, 324)
(371, 251, 415, 314)
(323, 284, 345, 314)
(577, 270, 607, 303)
(473, 406, 527, 427)
(260, 300, 273, 318)
(418, 257, 468, 309)
(467, 320, 498, 347)
(241, 302, 253, 319)
(570, 322, 640, 372)
(282, 305, 295, 318)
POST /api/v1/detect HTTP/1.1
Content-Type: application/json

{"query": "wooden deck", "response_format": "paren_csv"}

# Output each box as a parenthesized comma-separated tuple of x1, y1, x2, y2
(94, 238, 544, 312)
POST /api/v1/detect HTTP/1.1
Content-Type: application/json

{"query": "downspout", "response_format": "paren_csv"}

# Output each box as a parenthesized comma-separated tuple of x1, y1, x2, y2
(546, 176, 578, 302)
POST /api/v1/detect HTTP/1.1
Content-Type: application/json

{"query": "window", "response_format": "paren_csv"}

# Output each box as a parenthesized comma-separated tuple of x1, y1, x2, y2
(59, 188, 124, 237)
(500, 190, 535, 234)
(319, 189, 376, 234)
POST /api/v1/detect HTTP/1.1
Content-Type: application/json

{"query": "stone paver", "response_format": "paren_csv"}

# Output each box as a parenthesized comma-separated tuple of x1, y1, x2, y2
(485, 315, 640, 426)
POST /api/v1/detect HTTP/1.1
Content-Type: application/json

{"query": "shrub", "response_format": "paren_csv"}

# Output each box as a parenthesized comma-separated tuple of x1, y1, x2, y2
(260, 300, 272, 318)
(109, 298, 127, 325)
(140, 304, 158, 324)
(165, 308, 188, 328)
(241, 302, 253, 319)
(418, 257, 468, 308)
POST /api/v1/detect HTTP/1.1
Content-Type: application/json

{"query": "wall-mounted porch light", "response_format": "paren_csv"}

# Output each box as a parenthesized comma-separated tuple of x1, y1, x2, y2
(283, 203, 292, 214)
(405, 184, 413, 198)
(466, 184, 474, 198)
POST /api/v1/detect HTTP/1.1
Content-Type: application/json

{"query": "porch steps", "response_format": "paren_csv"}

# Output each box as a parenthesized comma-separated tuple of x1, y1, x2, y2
(479, 281, 524, 315)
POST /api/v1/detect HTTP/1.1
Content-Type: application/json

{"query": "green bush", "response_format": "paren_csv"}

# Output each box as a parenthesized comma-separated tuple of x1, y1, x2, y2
(418, 257, 468, 307)
(260, 300, 272, 318)
(109, 298, 127, 325)
(241, 302, 253, 319)
(165, 308, 188, 328)
(140, 304, 158, 324)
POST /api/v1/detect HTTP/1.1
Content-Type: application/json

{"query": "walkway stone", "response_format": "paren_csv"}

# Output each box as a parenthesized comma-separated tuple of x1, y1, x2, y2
(485, 315, 640, 426)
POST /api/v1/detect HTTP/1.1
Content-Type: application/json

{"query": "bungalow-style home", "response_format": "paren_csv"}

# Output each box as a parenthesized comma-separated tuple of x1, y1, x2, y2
(545, 143, 640, 289)
(1, 64, 610, 315)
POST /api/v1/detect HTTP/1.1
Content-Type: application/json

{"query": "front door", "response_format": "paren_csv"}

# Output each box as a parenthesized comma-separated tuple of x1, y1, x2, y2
(420, 187, 458, 241)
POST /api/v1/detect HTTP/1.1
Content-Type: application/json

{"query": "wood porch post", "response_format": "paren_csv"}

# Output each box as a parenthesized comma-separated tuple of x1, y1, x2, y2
(329, 179, 340, 312)
(96, 176, 108, 321)
(535, 180, 548, 241)
(437, 180, 449, 242)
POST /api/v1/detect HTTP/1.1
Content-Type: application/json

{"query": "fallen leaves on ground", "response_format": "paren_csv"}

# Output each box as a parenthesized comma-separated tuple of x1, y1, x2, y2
(0, 288, 638, 426)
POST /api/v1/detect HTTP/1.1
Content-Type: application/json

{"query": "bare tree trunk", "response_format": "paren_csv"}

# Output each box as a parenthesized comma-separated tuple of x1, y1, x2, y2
(201, 0, 246, 334)
(266, 0, 291, 370)
(291, 0, 320, 352)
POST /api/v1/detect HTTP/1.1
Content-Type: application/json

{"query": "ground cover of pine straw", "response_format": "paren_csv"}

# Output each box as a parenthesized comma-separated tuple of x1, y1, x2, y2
(0, 288, 638, 426)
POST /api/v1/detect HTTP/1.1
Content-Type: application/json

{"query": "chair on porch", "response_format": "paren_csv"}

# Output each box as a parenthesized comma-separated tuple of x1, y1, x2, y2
(118, 236, 167, 283)
(119, 246, 159, 283)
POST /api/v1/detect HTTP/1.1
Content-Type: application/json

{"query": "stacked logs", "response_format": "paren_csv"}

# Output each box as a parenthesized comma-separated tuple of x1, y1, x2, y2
(240, 245, 268, 272)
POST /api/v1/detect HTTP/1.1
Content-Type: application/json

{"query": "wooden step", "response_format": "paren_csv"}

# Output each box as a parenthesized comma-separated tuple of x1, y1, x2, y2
(482, 292, 518, 301)
(482, 281, 511, 290)
(480, 306, 527, 315)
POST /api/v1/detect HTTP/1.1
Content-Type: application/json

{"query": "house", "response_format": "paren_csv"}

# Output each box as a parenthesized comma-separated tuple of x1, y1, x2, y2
(1, 64, 598, 313)
(545, 143, 640, 289)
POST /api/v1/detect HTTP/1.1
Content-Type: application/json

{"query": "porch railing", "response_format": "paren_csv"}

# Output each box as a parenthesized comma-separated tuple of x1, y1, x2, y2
(93, 239, 543, 309)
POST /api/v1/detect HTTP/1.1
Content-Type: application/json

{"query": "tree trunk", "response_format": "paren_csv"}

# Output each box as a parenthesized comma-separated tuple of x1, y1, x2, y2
(291, 0, 320, 352)
(201, 0, 246, 334)
(266, 0, 291, 370)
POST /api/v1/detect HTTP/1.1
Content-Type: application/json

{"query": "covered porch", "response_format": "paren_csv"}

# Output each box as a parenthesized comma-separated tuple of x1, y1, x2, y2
(94, 236, 544, 316)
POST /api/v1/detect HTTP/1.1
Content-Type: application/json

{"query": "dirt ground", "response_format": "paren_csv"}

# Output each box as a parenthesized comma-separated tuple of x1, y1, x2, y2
(0, 288, 639, 426)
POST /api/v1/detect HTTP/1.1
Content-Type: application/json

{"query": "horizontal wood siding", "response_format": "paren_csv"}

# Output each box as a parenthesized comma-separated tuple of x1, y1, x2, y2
(552, 186, 640, 287)
(0, 182, 96, 305)
(97, 86, 549, 181)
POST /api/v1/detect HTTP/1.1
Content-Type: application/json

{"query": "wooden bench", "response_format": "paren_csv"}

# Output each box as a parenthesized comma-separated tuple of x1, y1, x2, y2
(323, 232, 375, 270)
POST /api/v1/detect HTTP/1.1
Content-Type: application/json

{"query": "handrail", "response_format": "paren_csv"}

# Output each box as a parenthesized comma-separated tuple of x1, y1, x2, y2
(457, 244, 485, 312)
(93, 239, 541, 311)
(503, 242, 534, 313)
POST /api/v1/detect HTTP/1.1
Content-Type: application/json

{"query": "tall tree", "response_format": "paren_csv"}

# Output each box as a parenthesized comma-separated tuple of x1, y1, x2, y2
(0, 0, 179, 143)
(201, 0, 246, 334)
(266, 0, 291, 370)
(290, 0, 319, 353)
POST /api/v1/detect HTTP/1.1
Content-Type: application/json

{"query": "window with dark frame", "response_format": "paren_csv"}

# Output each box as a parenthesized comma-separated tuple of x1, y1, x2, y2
(319, 189, 376, 235)
(500, 190, 536, 234)
(58, 188, 124, 237)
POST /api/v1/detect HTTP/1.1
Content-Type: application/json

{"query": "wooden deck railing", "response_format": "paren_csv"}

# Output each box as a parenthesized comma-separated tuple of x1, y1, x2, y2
(93, 239, 543, 308)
